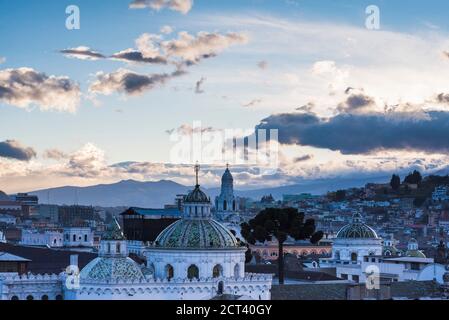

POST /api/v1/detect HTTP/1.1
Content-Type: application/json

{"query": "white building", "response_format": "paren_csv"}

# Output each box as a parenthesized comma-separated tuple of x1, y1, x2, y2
(319, 212, 446, 284)
(63, 227, 94, 247)
(432, 186, 449, 202)
(20, 230, 64, 248)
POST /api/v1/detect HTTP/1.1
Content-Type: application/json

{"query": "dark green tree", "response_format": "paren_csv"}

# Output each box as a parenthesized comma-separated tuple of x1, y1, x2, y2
(404, 170, 422, 185)
(240, 208, 323, 285)
(390, 174, 401, 190)
(335, 190, 346, 202)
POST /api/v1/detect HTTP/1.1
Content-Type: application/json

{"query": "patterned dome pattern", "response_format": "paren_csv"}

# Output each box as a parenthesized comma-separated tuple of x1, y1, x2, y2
(336, 212, 379, 239)
(155, 219, 239, 249)
(80, 257, 146, 282)
(184, 185, 210, 203)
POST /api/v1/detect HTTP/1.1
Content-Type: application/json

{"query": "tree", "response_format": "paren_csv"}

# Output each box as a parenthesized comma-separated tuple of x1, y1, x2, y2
(390, 174, 401, 191)
(240, 208, 323, 285)
(404, 170, 422, 185)
(335, 190, 346, 202)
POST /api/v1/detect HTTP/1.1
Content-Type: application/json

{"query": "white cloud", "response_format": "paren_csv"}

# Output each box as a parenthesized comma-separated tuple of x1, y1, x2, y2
(160, 25, 174, 34)
(129, 0, 193, 14)
(0, 67, 81, 112)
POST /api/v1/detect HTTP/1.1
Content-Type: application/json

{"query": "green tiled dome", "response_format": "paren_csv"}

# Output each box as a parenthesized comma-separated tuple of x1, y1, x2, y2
(80, 257, 146, 282)
(336, 212, 379, 239)
(155, 219, 239, 249)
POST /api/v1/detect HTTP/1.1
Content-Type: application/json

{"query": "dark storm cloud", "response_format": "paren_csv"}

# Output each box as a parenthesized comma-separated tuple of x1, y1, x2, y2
(0, 140, 36, 161)
(255, 111, 449, 154)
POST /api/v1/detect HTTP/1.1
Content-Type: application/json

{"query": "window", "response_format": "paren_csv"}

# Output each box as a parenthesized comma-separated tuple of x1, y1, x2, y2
(55, 295, 63, 300)
(116, 242, 121, 253)
(41, 295, 49, 300)
(234, 264, 240, 279)
(166, 264, 174, 280)
(187, 265, 199, 280)
(217, 281, 224, 295)
(340, 274, 348, 280)
(84, 235, 88, 242)
(107, 243, 111, 254)
(334, 251, 340, 260)
(73, 234, 76, 242)
(351, 252, 358, 262)
(26, 295, 34, 300)
(213, 265, 223, 278)
(223, 200, 227, 211)
(232, 200, 236, 211)
(11, 296, 19, 301)
(353, 275, 360, 283)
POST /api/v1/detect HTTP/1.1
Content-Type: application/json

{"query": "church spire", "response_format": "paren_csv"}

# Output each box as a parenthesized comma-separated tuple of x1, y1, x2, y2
(194, 162, 200, 186)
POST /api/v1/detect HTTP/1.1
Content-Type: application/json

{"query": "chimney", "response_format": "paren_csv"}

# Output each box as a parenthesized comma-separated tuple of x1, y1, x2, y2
(70, 254, 79, 268)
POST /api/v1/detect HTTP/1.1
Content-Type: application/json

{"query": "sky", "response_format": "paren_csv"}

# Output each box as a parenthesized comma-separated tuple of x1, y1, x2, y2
(2, 0, 449, 192)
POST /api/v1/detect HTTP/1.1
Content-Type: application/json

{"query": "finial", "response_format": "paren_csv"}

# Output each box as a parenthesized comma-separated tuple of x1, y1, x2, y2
(226, 163, 229, 170)
(194, 162, 200, 186)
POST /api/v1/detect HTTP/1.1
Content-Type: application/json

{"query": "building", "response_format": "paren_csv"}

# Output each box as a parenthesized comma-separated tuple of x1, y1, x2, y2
(58, 205, 96, 227)
(215, 165, 240, 221)
(20, 230, 64, 248)
(37, 205, 59, 223)
(432, 186, 449, 202)
(0, 214, 16, 225)
(319, 212, 446, 284)
(63, 227, 94, 247)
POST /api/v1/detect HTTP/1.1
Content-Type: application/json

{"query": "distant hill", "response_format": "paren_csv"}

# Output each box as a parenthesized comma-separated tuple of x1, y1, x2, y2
(29, 180, 192, 208)
(28, 175, 390, 208)
(0, 190, 10, 201)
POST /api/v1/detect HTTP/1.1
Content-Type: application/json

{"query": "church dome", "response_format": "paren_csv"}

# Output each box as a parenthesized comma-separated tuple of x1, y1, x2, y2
(80, 257, 147, 283)
(185, 185, 210, 203)
(155, 219, 240, 249)
(336, 212, 379, 239)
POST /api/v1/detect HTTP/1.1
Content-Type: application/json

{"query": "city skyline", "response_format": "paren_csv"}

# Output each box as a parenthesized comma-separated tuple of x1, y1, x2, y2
(2, 0, 449, 193)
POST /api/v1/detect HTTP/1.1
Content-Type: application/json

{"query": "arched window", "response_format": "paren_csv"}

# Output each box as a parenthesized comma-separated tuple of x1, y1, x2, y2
(11, 296, 19, 301)
(232, 200, 236, 211)
(26, 295, 34, 301)
(187, 265, 199, 280)
(84, 234, 88, 242)
(351, 252, 358, 262)
(166, 264, 174, 280)
(41, 295, 49, 300)
(234, 264, 240, 279)
(55, 295, 63, 300)
(217, 281, 224, 295)
(73, 234, 76, 242)
(334, 251, 341, 260)
(213, 265, 223, 278)
(116, 242, 121, 253)
(223, 200, 227, 211)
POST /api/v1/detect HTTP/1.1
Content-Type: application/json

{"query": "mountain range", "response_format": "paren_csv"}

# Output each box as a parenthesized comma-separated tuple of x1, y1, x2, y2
(25, 175, 390, 208)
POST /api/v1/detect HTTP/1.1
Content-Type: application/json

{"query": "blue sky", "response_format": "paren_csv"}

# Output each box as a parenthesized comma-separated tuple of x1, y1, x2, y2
(2, 0, 449, 192)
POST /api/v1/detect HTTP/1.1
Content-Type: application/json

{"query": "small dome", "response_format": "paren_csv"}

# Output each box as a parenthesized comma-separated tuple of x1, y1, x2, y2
(80, 257, 146, 282)
(185, 185, 210, 203)
(405, 250, 427, 258)
(336, 212, 379, 239)
(156, 219, 239, 249)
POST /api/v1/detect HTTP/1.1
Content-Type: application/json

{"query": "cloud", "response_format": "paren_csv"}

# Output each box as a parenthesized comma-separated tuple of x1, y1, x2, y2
(60, 46, 106, 60)
(256, 111, 449, 155)
(257, 60, 268, 70)
(166, 124, 216, 136)
(0, 57, 5, 64)
(111, 49, 167, 65)
(294, 154, 314, 162)
(243, 99, 262, 107)
(337, 93, 376, 114)
(129, 0, 193, 14)
(161, 25, 174, 34)
(160, 31, 249, 65)
(0, 140, 36, 161)
(0, 67, 81, 112)
(44, 149, 68, 160)
(195, 77, 206, 94)
(89, 68, 186, 96)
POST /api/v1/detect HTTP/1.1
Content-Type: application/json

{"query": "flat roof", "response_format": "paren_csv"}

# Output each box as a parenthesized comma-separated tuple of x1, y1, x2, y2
(383, 257, 434, 263)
